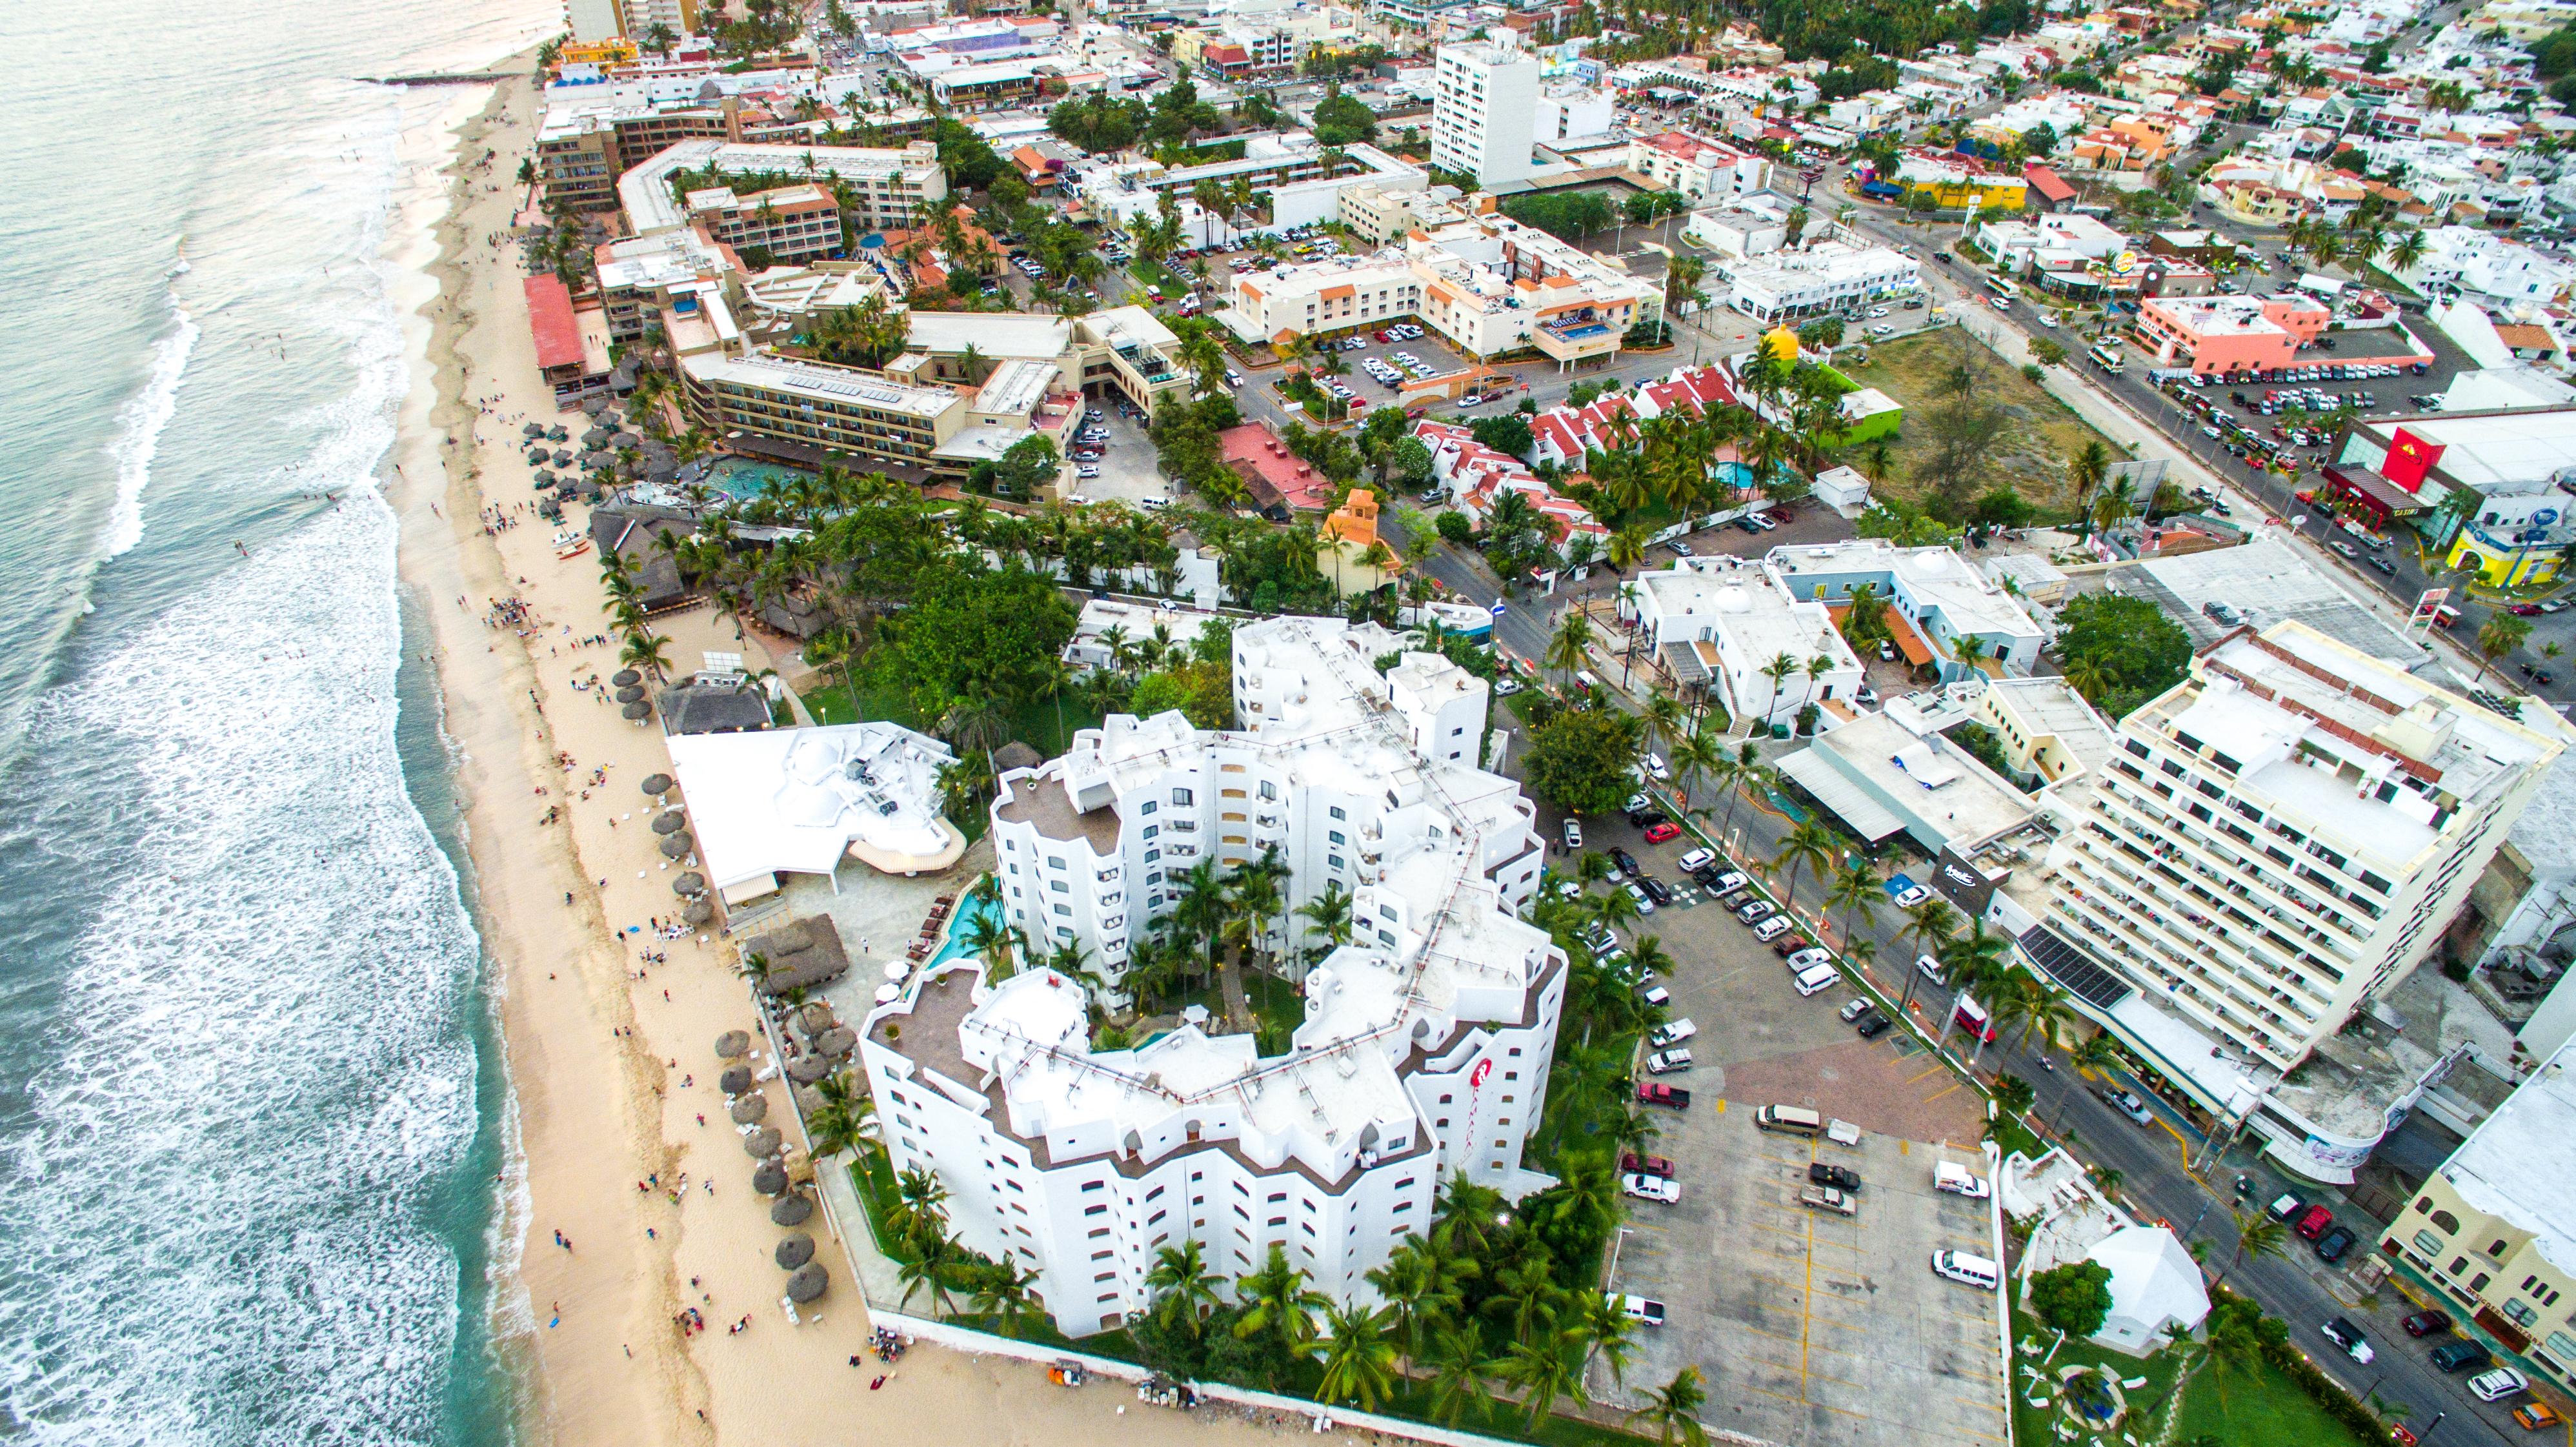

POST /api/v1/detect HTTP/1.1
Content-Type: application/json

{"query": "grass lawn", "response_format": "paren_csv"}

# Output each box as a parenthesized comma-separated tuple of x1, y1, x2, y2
(801, 671, 1103, 758)
(2007, 1308, 2188, 1447)
(1836, 329, 2118, 518)
(2002, 1303, 2379, 1447)
(2171, 1355, 2379, 1447)
(1129, 259, 1180, 296)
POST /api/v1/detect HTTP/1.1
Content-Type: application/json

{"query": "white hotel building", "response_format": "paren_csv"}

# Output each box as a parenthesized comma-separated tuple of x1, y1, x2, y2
(2037, 623, 2561, 1078)
(1716, 240, 1923, 324)
(1430, 39, 1541, 189)
(861, 617, 1564, 1335)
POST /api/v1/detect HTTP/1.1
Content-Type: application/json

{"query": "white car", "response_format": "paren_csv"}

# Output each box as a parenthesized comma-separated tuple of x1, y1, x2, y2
(1754, 916, 1794, 942)
(1917, 953, 1947, 984)
(1649, 1018, 1698, 1047)
(1891, 884, 1931, 907)
(1075, 467, 1100, 479)
(1642, 752, 1671, 781)
(1706, 871, 1747, 896)
(2470, 1367, 2529, 1402)
(1621, 1172, 1682, 1204)
(1784, 947, 1833, 972)
(1677, 847, 1715, 873)
(1840, 997, 1875, 1023)
(1493, 676, 1523, 695)
(1635, 984, 1671, 1008)
(1625, 882, 1657, 915)
(1611, 1293, 1666, 1326)
(1645, 1047, 1692, 1073)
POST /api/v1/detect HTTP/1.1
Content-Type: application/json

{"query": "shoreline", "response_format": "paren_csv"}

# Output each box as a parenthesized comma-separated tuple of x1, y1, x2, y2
(384, 46, 1310, 1447)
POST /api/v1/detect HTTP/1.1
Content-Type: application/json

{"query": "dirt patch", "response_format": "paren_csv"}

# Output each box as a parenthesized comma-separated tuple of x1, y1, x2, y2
(1721, 1038, 1989, 1148)
(1838, 329, 2117, 518)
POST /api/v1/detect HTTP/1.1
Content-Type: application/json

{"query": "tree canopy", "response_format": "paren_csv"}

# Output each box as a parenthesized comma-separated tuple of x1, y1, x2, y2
(1522, 708, 1644, 816)
(2027, 1259, 2114, 1338)
(2054, 592, 2190, 720)
(1311, 85, 1379, 147)
(870, 565, 1077, 723)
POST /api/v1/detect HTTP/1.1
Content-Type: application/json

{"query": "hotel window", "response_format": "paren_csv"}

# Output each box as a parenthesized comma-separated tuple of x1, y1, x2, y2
(1172, 787, 1193, 806)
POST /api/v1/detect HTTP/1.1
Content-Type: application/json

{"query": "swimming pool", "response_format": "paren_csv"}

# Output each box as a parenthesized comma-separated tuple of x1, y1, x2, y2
(925, 884, 1003, 971)
(707, 457, 816, 499)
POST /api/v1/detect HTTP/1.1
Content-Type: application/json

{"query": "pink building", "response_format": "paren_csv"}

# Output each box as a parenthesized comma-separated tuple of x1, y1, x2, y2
(2133, 294, 2329, 376)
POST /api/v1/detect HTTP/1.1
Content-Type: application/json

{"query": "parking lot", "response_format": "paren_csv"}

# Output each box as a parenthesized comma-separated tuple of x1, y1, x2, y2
(1259, 323, 1488, 428)
(1063, 398, 1167, 507)
(1567, 811, 2006, 1447)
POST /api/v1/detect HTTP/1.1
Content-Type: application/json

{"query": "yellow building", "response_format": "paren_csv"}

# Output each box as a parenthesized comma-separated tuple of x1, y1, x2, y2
(2445, 529, 2564, 589)
(559, 38, 640, 67)
(1892, 154, 2028, 212)
(1319, 489, 1400, 595)
(1971, 677, 2116, 789)
(2380, 1041, 2576, 1398)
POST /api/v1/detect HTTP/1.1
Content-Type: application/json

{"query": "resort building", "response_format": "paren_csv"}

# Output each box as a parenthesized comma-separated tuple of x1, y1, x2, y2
(681, 183, 847, 265)
(1069, 137, 1425, 239)
(867, 616, 1562, 1335)
(663, 722, 967, 907)
(2382, 1037, 2576, 1395)
(618, 137, 951, 243)
(1764, 540, 2046, 677)
(1715, 241, 1922, 324)
(1625, 556, 1865, 727)
(2131, 294, 2330, 376)
(1625, 130, 1775, 201)
(1972, 677, 2118, 791)
(1430, 39, 1541, 188)
(2033, 622, 2561, 1082)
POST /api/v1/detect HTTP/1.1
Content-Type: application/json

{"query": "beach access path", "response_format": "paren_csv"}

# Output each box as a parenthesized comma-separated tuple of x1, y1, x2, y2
(390, 56, 1309, 1447)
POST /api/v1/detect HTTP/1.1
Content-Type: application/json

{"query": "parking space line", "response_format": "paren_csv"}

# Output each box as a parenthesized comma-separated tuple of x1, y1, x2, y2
(1925, 1082, 1963, 1103)
(1904, 1064, 1947, 1085)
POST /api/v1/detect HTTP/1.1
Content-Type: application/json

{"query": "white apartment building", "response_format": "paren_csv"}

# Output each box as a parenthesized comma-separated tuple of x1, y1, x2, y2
(1226, 254, 1426, 345)
(2395, 225, 2576, 309)
(1626, 556, 1864, 726)
(2040, 622, 2561, 1075)
(1716, 241, 1923, 323)
(1766, 539, 2045, 676)
(1627, 129, 1775, 201)
(1533, 82, 1618, 148)
(618, 137, 950, 240)
(1431, 40, 1541, 188)
(870, 617, 1562, 1336)
(682, 183, 846, 265)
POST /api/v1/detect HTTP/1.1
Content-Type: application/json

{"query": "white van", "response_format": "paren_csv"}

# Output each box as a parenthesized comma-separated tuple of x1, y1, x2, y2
(1931, 1250, 2001, 1290)
(1934, 1162, 1991, 1199)
(1793, 962, 1840, 996)
(1755, 1104, 1824, 1136)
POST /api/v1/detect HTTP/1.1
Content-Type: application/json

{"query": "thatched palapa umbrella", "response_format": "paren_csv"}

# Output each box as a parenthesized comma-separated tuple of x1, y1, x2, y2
(623, 701, 652, 722)
(674, 872, 707, 897)
(652, 809, 688, 835)
(681, 898, 714, 926)
(613, 669, 642, 687)
(752, 1160, 789, 1196)
(714, 1029, 750, 1059)
(743, 1126, 783, 1159)
(719, 1065, 754, 1095)
(785, 1055, 836, 1085)
(770, 1195, 814, 1228)
(658, 831, 692, 860)
(784, 1262, 828, 1302)
(795, 1002, 834, 1037)
(523, 422, 545, 438)
(774, 1233, 816, 1270)
(618, 684, 649, 705)
(813, 1026, 858, 1060)
(729, 1094, 768, 1125)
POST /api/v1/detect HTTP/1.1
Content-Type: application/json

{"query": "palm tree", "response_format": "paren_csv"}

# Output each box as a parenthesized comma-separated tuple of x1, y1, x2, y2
(1770, 820, 1838, 920)
(1497, 1328, 1582, 1431)
(968, 1258, 1044, 1337)
(1565, 1285, 1637, 1391)
(2013, 978, 2078, 1059)
(1825, 860, 1881, 949)
(1758, 651, 1800, 725)
(2067, 439, 2111, 534)
(1294, 879, 1358, 964)
(619, 630, 676, 683)
(1626, 1366, 1710, 1447)
(1896, 897, 1960, 1020)
(889, 1164, 950, 1249)
(1146, 1240, 1224, 1338)
(1482, 1248, 1565, 1344)
(1363, 1233, 1467, 1359)
(1547, 607, 1598, 678)
(2216, 1207, 2289, 1286)
(1233, 1243, 1329, 1359)
(1314, 1303, 1400, 1410)
(1425, 1324, 1503, 1426)
(896, 1231, 961, 1313)
(1711, 742, 1764, 845)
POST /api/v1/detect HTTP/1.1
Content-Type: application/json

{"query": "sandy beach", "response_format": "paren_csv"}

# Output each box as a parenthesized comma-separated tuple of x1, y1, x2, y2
(386, 59, 1311, 1447)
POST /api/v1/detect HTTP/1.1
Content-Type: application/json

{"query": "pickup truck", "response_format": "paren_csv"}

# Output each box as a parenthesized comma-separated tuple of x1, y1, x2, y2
(1808, 1162, 1862, 1192)
(1800, 1184, 1858, 1215)
(1636, 1082, 1692, 1109)
(1622, 1172, 1682, 1204)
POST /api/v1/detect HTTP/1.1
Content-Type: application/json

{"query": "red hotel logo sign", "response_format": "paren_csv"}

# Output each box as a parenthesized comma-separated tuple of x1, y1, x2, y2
(2382, 429, 2446, 492)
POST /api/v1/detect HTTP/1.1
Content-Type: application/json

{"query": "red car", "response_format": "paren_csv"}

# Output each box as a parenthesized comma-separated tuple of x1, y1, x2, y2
(1636, 1082, 1691, 1109)
(1642, 822, 1682, 844)
(2511, 602, 2544, 616)
(2291, 1204, 2335, 1240)
(1622, 1152, 1678, 1177)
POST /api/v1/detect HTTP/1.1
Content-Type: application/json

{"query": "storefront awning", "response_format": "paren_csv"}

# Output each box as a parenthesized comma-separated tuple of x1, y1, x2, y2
(1886, 609, 1936, 666)
(1775, 748, 1909, 842)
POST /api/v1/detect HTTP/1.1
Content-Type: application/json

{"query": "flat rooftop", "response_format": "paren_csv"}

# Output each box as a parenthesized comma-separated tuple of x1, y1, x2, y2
(1769, 540, 2040, 640)
(2356, 407, 2576, 490)
(2439, 1037, 2576, 1274)
(679, 350, 961, 420)
(2126, 537, 2427, 666)
(907, 310, 1072, 359)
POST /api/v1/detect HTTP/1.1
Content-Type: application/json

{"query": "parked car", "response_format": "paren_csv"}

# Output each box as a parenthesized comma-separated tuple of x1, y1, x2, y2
(1840, 998, 1875, 1022)
(1855, 1012, 1891, 1038)
(1755, 916, 1795, 942)
(2266, 1192, 2305, 1223)
(1645, 1047, 1693, 1074)
(1703, 870, 1747, 896)
(2290, 1204, 2335, 1240)
(1642, 821, 1682, 844)
(2430, 1341, 2493, 1373)
(2320, 1317, 2374, 1364)
(1611, 1292, 1667, 1327)
(2313, 1226, 2357, 1262)
(1735, 899, 1775, 924)
(1635, 1082, 1691, 1109)
(1621, 1171, 1682, 1203)
(1624, 882, 1658, 915)
(2095, 1085, 2155, 1126)
(1637, 875, 1673, 907)
(2513, 1402, 2564, 1430)
(1562, 818, 1583, 850)
(1620, 1152, 1676, 1178)
(1891, 882, 1931, 907)
(1677, 847, 1715, 873)
(1609, 847, 1639, 877)
(1771, 933, 1813, 958)
(1800, 1184, 1858, 1215)
(1809, 1162, 1861, 1191)
(2401, 1309, 2453, 1337)
(2470, 1367, 2530, 1402)
(1785, 947, 1834, 972)
(1649, 1018, 1698, 1048)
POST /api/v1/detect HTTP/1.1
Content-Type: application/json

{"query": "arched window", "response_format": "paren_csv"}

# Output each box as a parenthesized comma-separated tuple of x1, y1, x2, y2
(2430, 1209, 2460, 1235)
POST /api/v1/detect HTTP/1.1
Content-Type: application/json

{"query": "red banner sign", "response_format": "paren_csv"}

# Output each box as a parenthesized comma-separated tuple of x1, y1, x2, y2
(2382, 429, 2446, 492)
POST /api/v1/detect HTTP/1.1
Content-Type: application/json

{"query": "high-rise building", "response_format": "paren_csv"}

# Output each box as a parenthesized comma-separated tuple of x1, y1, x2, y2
(863, 617, 1563, 1336)
(2040, 621, 2561, 1073)
(1430, 39, 1540, 188)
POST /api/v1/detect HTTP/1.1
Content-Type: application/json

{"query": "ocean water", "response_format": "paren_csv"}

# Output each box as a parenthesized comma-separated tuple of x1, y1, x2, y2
(0, 1, 552, 1442)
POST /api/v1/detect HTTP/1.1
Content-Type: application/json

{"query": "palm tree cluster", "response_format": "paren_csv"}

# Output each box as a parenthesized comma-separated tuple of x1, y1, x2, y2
(883, 1161, 1048, 1337)
(598, 549, 676, 685)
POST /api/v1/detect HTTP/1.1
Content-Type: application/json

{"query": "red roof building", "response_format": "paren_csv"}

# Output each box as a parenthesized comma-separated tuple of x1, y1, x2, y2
(2024, 165, 2078, 207)
(525, 274, 586, 372)
(1220, 423, 1336, 512)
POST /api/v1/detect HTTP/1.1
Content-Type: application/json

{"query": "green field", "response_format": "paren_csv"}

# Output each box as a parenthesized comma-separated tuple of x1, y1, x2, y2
(2004, 1307, 2379, 1447)
(1836, 329, 2117, 517)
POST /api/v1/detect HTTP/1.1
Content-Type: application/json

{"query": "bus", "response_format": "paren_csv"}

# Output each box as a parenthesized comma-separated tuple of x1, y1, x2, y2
(1986, 275, 2021, 301)
(2089, 340, 2124, 375)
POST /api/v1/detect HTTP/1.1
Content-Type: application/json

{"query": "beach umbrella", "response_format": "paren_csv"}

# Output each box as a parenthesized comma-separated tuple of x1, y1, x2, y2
(784, 1262, 829, 1302)
(785, 1055, 836, 1085)
(814, 1026, 858, 1060)
(770, 1195, 814, 1228)
(651, 810, 687, 835)
(581, 398, 607, 416)
(873, 983, 901, 1006)
(796, 1002, 834, 1035)
(525, 450, 546, 467)
(548, 425, 570, 441)
(614, 670, 643, 688)
(623, 701, 652, 722)
(535, 469, 557, 484)
(552, 450, 574, 467)
(882, 960, 909, 984)
(674, 873, 707, 896)
(714, 1030, 750, 1059)
(752, 1160, 789, 1197)
(523, 423, 545, 438)
(618, 684, 648, 705)
(681, 898, 714, 927)
(719, 1065, 754, 1095)
(774, 1233, 816, 1270)
(743, 1126, 784, 1159)
(729, 1094, 768, 1125)
(658, 832, 692, 860)
(614, 430, 644, 448)
(791, 1083, 826, 1115)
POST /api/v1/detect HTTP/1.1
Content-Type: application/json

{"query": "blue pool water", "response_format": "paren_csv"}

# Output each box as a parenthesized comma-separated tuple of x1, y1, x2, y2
(1715, 461, 1758, 492)
(925, 885, 1001, 971)
(707, 457, 815, 499)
